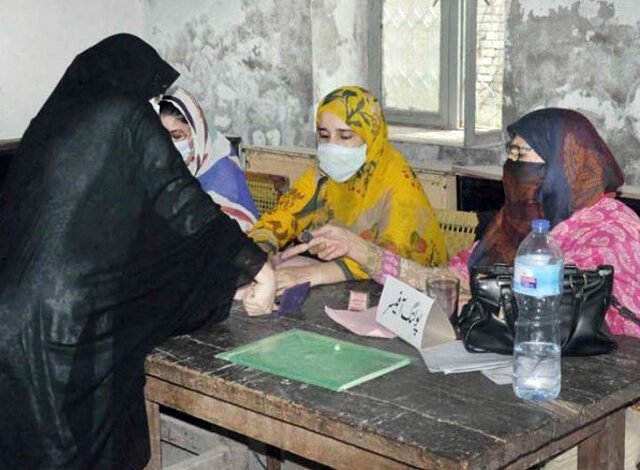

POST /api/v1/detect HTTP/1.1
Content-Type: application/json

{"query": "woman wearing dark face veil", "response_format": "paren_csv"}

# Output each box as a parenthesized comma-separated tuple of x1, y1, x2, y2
(0, 34, 274, 469)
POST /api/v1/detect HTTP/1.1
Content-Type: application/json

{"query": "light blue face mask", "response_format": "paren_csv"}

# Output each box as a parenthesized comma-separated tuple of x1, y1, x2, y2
(316, 143, 367, 182)
(174, 139, 192, 161)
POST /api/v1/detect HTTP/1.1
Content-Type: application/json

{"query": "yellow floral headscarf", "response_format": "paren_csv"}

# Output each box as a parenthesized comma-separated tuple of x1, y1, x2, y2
(250, 86, 446, 278)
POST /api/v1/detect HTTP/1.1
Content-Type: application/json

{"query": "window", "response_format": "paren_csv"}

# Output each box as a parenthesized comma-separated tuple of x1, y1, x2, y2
(369, 0, 506, 145)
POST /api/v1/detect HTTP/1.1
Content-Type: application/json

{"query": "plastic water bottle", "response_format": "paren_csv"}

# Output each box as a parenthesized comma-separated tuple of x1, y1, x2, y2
(512, 219, 564, 401)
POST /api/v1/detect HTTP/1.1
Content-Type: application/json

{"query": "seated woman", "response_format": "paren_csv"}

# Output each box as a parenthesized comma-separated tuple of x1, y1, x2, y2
(159, 87, 259, 232)
(283, 108, 640, 469)
(288, 108, 640, 336)
(249, 86, 446, 293)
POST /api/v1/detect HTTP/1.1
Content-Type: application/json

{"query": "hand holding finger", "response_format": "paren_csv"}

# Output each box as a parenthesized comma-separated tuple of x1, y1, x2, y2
(312, 236, 348, 260)
(318, 245, 343, 260)
(281, 243, 309, 260)
(242, 284, 260, 315)
(275, 267, 314, 296)
(243, 263, 276, 316)
(310, 223, 344, 238)
(245, 283, 274, 316)
(275, 270, 295, 296)
(308, 243, 325, 256)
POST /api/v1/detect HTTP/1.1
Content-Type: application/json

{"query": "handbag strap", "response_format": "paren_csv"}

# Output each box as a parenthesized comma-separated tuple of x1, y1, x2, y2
(612, 296, 640, 326)
(565, 274, 587, 345)
(500, 284, 513, 323)
(459, 299, 493, 353)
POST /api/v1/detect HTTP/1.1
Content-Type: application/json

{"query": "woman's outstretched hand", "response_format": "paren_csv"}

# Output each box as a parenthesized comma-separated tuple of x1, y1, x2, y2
(242, 261, 276, 316)
(280, 224, 359, 261)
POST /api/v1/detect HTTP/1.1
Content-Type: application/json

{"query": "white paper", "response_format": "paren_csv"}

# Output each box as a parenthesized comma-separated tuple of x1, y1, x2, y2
(420, 340, 512, 374)
(364, 277, 512, 381)
(376, 275, 455, 350)
(481, 365, 514, 385)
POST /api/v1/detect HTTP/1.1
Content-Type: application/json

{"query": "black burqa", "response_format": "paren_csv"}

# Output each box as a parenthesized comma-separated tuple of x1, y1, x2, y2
(0, 34, 266, 469)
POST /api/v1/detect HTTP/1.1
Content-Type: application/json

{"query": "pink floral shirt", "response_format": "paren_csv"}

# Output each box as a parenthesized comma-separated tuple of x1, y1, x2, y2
(450, 197, 640, 338)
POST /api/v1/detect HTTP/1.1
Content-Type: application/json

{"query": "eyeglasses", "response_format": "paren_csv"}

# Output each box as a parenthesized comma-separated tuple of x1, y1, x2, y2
(505, 142, 534, 159)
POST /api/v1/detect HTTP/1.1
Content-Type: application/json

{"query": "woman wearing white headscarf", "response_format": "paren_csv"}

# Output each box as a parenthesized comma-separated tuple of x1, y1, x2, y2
(160, 87, 259, 232)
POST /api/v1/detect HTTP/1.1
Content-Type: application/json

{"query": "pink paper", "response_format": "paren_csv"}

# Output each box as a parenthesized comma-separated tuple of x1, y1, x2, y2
(325, 306, 397, 339)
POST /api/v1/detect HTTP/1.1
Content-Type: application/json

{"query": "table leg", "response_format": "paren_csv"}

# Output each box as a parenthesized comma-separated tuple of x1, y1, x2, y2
(577, 408, 625, 470)
(266, 444, 282, 470)
(144, 399, 162, 470)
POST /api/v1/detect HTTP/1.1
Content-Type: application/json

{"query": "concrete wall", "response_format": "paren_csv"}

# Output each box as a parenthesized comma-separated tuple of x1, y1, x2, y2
(1, 0, 373, 148)
(144, 0, 372, 148)
(310, 0, 371, 107)
(5, 1, 640, 185)
(144, 0, 315, 147)
(504, 0, 640, 185)
(0, 0, 144, 139)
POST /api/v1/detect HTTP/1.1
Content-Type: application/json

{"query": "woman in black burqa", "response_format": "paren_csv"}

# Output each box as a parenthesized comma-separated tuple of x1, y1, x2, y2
(0, 33, 274, 469)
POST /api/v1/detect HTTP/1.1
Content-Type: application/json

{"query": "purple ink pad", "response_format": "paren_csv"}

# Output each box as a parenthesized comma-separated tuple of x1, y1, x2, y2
(275, 282, 311, 317)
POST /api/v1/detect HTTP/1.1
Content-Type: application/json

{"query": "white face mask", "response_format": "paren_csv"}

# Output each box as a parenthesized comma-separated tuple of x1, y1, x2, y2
(316, 143, 367, 182)
(174, 139, 192, 160)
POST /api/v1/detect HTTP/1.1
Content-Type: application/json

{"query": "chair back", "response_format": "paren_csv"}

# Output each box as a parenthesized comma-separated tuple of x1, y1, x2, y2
(245, 171, 289, 216)
(434, 209, 478, 258)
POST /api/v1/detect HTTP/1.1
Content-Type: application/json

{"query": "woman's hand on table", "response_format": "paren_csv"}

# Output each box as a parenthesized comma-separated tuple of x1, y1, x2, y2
(275, 262, 346, 295)
(242, 261, 276, 316)
(275, 265, 319, 296)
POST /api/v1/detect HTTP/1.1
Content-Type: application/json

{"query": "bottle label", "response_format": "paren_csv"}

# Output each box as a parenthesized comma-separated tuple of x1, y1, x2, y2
(513, 261, 562, 297)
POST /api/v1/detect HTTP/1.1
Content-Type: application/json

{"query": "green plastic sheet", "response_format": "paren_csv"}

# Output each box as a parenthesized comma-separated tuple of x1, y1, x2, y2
(216, 329, 412, 391)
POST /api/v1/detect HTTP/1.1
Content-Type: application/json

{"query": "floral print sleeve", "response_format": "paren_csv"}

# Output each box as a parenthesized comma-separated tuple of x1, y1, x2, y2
(447, 243, 476, 282)
(248, 166, 317, 254)
(552, 197, 640, 338)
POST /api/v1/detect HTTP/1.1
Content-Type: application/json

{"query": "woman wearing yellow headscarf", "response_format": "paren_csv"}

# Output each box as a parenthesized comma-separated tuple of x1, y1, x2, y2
(249, 86, 446, 292)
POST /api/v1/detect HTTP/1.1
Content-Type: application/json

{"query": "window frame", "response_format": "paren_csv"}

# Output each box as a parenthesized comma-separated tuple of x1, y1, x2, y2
(369, 0, 502, 146)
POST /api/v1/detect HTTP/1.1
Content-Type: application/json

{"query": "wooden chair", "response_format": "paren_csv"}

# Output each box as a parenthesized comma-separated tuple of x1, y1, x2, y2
(434, 208, 479, 258)
(245, 171, 289, 216)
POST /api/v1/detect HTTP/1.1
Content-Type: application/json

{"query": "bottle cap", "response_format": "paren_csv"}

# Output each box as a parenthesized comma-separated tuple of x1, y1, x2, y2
(531, 219, 550, 231)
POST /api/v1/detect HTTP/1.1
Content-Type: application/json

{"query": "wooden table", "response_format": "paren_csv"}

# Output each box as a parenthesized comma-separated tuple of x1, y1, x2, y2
(144, 281, 640, 469)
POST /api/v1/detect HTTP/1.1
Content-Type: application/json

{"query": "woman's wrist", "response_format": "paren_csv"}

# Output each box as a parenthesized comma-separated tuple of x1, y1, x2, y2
(347, 235, 375, 267)
(374, 249, 400, 284)
(365, 244, 383, 279)
(310, 261, 347, 286)
(348, 236, 385, 280)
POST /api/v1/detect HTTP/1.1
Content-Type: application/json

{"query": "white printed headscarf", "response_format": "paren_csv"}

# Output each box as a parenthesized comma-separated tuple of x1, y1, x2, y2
(159, 87, 258, 232)
(160, 86, 239, 176)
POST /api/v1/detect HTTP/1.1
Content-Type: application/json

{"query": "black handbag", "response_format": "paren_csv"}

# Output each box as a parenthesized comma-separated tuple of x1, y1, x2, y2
(458, 264, 617, 356)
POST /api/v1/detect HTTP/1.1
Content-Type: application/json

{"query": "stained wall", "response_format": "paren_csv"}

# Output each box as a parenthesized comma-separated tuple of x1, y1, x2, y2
(504, 0, 640, 184)
(144, 0, 315, 147)
(5, 1, 640, 185)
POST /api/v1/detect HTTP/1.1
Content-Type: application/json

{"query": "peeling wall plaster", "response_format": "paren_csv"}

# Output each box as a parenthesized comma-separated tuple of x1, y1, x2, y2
(517, 0, 640, 26)
(8, 0, 640, 184)
(143, 0, 491, 171)
(310, 0, 370, 107)
(392, 141, 502, 169)
(145, 0, 315, 147)
(505, 0, 640, 185)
